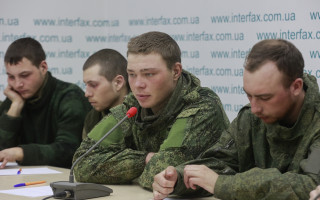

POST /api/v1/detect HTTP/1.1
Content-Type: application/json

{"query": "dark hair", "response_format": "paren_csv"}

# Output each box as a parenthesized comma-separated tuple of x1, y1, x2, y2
(4, 37, 46, 67)
(127, 31, 181, 69)
(83, 49, 129, 90)
(244, 39, 304, 87)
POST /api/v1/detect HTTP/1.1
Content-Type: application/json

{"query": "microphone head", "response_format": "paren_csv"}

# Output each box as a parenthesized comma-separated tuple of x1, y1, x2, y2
(126, 107, 137, 118)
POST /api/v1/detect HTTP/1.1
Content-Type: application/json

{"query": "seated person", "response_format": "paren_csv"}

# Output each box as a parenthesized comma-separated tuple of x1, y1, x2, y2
(310, 185, 320, 200)
(0, 37, 91, 168)
(73, 31, 230, 189)
(82, 49, 129, 139)
(153, 39, 320, 200)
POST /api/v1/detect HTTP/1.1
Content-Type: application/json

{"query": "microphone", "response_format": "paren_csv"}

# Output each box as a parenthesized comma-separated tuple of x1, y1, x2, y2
(50, 107, 138, 200)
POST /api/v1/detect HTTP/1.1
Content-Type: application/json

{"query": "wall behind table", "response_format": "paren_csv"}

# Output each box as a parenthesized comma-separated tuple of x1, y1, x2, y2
(0, 0, 319, 121)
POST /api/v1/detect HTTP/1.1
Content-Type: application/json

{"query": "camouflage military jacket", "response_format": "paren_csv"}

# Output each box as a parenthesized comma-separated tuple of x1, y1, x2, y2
(73, 70, 230, 189)
(173, 74, 320, 200)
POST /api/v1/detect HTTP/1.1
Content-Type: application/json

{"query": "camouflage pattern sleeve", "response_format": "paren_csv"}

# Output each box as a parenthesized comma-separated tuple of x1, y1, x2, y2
(138, 91, 230, 190)
(73, 109, 148, 184)
(215, 166, 318, 200)
(172, 121, 239, 197)
(173, 107, 320, 200)
(73, 136, 147, 183)
(213, 114, 320, 200)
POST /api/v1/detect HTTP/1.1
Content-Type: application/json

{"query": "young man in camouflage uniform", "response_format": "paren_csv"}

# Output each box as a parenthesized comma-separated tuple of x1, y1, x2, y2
(0, 38, 91, 168)
(82, 49, 129, 139)
(73, 31, 230, 189)
(153, 39, 320, 200)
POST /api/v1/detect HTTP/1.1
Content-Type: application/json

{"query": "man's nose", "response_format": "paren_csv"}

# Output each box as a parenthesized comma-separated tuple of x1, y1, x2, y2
(15, 79, 23, 88)
(85, 88, 92, 97)
(250, 98, 262, 115)
(134, 76, 146, 88)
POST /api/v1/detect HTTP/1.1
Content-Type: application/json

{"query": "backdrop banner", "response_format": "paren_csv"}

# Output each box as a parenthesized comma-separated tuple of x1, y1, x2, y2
(1, 0, 319, 121)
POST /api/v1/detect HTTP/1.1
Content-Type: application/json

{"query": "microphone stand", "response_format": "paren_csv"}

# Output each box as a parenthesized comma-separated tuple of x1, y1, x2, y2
(50, 107, 137, 200)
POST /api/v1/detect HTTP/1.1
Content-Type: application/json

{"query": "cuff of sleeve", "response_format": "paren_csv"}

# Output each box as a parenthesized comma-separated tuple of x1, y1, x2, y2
(18, 144, 37, 165)
(172, 165, 187, 195)
(214, 175, 234, 199)
(173, 166, 211, 197)
(0, 114, 22, 133)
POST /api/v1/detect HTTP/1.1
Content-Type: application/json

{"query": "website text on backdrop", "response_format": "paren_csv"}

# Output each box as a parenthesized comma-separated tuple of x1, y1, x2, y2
(72, 31, 230, 190)
(153, 39, 320, 200)
(82, 48, 129, 139)
(0, 37, 91, 168)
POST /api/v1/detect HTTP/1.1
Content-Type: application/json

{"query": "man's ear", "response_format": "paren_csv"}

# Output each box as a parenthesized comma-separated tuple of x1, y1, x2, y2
(172, 62, 182, 81)
(290, 78, 303, 96)
(113, 75, 125, 91)
(39, 61, 48, 74)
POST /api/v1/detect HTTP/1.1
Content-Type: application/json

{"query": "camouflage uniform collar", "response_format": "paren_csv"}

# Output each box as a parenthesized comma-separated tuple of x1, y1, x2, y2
(266, 73, 320, 138)
(291, 73, 320, 124)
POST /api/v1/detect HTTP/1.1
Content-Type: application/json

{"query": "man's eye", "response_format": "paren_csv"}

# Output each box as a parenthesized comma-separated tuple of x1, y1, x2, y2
(260, 97, 271, 101)
(21, 73, 30, 78)
(128, 73, 136, 77)
(88, 84, 97, 88)
(146, 73, 153, 77)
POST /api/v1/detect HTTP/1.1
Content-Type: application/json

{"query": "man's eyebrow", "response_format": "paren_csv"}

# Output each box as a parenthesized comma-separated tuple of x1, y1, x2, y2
(127, 68, 157, 72)
(243, 88, 272, 97)
(6, 71, 30, 76)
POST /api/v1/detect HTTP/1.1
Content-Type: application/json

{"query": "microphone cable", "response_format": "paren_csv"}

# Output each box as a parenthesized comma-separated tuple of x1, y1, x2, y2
(41, 191, 72, 200)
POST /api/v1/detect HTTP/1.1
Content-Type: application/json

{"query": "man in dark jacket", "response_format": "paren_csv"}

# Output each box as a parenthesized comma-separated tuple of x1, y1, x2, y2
(0, 37, 91, 168)
(153, 39, 320, 200)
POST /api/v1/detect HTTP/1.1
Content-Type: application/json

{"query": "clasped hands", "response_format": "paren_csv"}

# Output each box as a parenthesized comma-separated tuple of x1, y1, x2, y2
(152, 165, 218, 200)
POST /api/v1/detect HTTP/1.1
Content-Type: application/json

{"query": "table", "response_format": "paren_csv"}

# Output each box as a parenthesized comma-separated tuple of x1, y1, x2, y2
(0, 165, 218, 200)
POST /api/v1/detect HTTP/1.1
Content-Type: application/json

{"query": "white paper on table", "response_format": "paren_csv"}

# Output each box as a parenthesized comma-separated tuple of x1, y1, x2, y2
(0, 167, 62, 176)
(0, 162, 18, 167)
(0, 186, 53, 197)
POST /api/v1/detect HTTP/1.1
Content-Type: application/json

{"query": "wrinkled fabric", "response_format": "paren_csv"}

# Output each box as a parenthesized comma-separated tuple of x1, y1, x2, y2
(73, 70, 230, 189)
(173, 74, 320, 200)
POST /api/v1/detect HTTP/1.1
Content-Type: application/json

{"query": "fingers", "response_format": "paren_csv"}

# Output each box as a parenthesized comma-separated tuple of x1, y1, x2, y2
(184, 165, 202, 189)
(153, 166, 177, 200)
(4, 85, 24, 103)
(183, 165, 217, 194)
(153, 181, 173, 200)
(164, 166, 177, 182)
(310, 185, 320, 200)
(0, 159, 7, 169)
(0, 148, 23, 166)
(0, 152, 7, 169)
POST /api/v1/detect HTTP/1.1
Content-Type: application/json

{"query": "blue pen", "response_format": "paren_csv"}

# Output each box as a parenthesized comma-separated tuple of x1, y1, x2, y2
(14, 181, 46, 187)
(17, 168, 22, 175)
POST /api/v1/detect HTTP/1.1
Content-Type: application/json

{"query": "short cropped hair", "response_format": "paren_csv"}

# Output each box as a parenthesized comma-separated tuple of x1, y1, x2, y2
(127, 31, 181, 70)
(4, 37, 46, 68)
(244, 39, 304, 88)
(83, 49, 129, 90)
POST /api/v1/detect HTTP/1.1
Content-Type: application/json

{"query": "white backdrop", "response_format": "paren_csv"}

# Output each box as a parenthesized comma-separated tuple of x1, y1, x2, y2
(1, 0, 319, 121)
